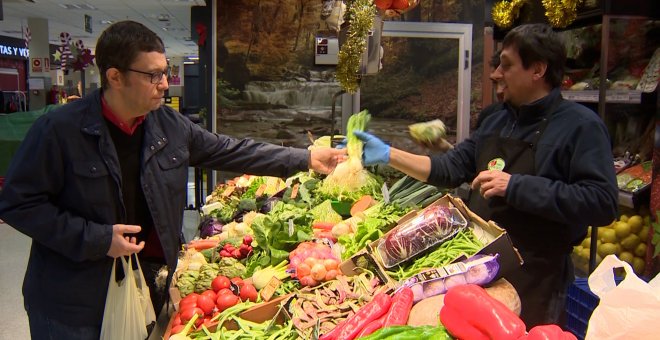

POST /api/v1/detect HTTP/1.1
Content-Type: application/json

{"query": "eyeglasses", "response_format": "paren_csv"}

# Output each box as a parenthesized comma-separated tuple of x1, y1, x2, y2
(125, 66, 171, 84)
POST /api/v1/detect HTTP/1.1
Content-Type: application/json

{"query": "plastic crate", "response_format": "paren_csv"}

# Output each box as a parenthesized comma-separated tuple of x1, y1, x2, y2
(566, 278, 599, 340)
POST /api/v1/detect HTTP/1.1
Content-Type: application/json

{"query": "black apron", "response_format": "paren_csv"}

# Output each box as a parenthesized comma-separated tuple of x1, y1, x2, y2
(468, 106, 573, 328)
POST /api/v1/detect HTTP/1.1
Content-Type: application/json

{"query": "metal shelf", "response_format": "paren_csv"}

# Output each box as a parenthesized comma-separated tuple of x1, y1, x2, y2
(562, 90, 643, 104)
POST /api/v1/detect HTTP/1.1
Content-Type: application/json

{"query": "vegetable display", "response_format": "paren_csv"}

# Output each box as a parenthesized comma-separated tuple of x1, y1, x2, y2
(376, 206, 467, 268)
(167, 143, 531, 340)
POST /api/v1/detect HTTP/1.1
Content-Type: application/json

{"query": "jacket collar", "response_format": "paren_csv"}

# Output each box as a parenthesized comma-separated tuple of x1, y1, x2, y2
(79, 89, 106, 136)
(509, 88, 562, 124)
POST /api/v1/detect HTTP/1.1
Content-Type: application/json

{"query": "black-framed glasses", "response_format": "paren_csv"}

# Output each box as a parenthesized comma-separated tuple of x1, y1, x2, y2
(125, 66, 171, 84)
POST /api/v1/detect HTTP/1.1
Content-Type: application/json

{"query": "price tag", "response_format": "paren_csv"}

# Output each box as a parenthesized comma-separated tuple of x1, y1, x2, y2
(290, 183, 299, 200)
(381, 182, 390, 204)
(259, 276, 282, 301)
(255, 184, 267, 197)
(288, 219, 294, 237)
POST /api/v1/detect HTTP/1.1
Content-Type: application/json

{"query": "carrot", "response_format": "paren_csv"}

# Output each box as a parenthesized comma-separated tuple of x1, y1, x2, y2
(187, 239, 219, 250)
(313, 221, 336, 230)
(350, 195, 375, 217)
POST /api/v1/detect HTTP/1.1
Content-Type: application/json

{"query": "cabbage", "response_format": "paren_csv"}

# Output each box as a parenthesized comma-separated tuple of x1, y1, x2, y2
(408, 119, 447, 147)
(199, 217, 224, 238)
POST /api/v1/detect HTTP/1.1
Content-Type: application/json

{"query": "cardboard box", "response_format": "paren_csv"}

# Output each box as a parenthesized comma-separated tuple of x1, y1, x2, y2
(162, 294, 291, 338)
(340, 194, 523, 283)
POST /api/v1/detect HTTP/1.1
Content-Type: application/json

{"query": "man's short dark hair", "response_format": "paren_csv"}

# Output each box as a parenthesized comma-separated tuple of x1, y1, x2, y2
(502, 24, 566, 88)
(95, 21, 165, 89)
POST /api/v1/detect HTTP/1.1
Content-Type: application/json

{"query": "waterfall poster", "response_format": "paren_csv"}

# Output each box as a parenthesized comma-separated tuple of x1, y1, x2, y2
(215, 1, 484, 151)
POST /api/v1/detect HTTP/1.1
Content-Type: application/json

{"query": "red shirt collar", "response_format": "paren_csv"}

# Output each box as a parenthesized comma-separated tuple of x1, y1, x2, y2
(101, 95, 146, 135)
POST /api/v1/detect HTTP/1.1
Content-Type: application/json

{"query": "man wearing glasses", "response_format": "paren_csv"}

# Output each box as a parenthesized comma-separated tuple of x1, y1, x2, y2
(0, 20, 346, 339)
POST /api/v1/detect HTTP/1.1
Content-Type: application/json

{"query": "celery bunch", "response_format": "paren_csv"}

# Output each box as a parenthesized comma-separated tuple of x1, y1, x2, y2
(318, 110, 382, 202)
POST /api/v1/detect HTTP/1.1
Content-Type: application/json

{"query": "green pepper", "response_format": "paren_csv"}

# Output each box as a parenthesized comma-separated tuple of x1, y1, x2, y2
(359, 325, 452, 340)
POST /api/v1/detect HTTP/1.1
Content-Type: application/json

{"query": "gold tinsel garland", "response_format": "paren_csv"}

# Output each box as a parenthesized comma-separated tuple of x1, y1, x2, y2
(336, 0, 376, 93)
(492, 0, 582, 29)
(542, 0, 582, 28)
(492, 0, 526, 29)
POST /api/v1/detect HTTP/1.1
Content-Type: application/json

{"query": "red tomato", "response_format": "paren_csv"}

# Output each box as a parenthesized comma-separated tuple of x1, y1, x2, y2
(211, 275, 231, 292)
(170, 324, 185, 335)
(217, 288, 234, 296)
(230, 277, 244, 286)
(180, 293, 199, 304)
(216, 293, 240, 312)
(196, 295, 216, 315)
(239, 283, 258, 302)
(178, 300, 197, 311)
(179, 306, 204, 323)
(194, 317, 204, 328)
(171, 313, 182, 327)
(201, 289, 217, 302)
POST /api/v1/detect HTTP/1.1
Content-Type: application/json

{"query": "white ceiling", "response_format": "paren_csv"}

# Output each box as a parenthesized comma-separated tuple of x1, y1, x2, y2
(0, 0, 206, 58)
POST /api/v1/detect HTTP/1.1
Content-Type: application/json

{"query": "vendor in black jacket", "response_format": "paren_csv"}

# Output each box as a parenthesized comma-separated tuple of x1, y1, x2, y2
(352, 23, 618, 327)
(0, 21, 346, 340)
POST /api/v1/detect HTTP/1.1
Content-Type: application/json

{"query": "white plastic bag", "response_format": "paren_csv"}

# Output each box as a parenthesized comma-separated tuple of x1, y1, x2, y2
(585, 254, 660, 340)
(100, 254, 157, 340)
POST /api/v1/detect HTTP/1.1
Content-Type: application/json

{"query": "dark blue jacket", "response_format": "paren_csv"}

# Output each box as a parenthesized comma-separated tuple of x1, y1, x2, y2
(429, 89, 618, 241)
(0, 89, 309, 326)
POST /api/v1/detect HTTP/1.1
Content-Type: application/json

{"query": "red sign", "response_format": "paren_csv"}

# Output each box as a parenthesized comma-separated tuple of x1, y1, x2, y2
(31, 58, 42, 73)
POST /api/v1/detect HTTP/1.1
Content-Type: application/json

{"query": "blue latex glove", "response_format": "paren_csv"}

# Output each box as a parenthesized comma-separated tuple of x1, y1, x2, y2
(353, 131, 390, 165)
(335, 138, 347, 149)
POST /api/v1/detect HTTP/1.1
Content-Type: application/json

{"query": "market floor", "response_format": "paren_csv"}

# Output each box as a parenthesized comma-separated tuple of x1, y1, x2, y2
(0, 211, 200, 340)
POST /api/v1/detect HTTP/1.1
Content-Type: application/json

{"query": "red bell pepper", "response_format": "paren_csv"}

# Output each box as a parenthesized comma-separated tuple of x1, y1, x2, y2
(336, 292, 392, 340)
(382, 287, 414, 327)
(521, 325, 578, 340)
(440, 284, 526, 340)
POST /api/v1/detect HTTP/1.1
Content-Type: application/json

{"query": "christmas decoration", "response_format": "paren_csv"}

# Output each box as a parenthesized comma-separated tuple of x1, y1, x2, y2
(336, 0, 376, 93)
(542, 0, 582, 28)
(492, 0, 526, 29)
(58, 32, 95, 72)
(23, 26, 31, 48)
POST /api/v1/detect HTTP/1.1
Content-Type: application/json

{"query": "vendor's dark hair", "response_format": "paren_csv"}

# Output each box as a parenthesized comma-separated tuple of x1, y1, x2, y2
(95, 21, 165, 89)
(502, 24, 565, 88)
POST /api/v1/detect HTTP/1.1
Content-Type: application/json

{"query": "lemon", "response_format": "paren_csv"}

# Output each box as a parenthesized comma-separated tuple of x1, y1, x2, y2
(619, 214, 630, 222)
(581, 237, 591, 249)
(634, 243, 647, 257)
(579, 247, 591, 260)
(632, 257, 645, 275)
(599, 228, 617, 244)
(639, 225, 649, 242)
(586, 226, 592, 237)
(614, 221, 632, 239)
(619, 251, 634, 265)
(643, 215, 650, 226)
(628, 215, 643, 234)
(621, 234, 641, 251)
(597, 242, 618, 258)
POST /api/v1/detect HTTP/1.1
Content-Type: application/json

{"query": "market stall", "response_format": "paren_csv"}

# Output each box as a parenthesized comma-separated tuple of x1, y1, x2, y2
(159, 109, 585, 340)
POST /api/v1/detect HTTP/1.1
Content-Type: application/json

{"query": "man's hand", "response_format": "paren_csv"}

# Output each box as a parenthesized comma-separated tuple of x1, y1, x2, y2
(310, 148, 347, 174)
(106, 224, 145, 258)
(353, 131, 391, 165)
(471, 170, 511, 199)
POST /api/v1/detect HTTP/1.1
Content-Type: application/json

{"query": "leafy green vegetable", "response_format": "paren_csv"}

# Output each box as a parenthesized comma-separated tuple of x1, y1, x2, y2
(250, 202, 313, 266)
(359, 325, 452, 340)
